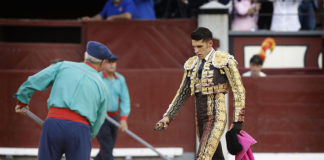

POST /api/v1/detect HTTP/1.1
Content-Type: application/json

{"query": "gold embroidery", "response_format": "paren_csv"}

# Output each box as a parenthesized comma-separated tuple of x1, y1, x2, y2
(220, 69, 225, 75)
(207, 94, 213, 115)
(204, 62, 211, 69)
(190, 59, 200, 95)
(201, 87, 207, 94)
(202, 71, 208, 78)
(199, 83, 229, 95)
(202, 70, 214, 78)
(197, 94, 227, 160)
(223, 59, 245, 122)
(194, 78, 202, 93)
(164, 71, 192, 122)
(212, 51, 237, 69)
(201, 78, 211, 87)
(184, 56, 198, 70)
(207, 79, 213, 84)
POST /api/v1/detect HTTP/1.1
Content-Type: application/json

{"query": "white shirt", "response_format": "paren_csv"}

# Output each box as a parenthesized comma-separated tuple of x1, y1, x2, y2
(242, 71, 267, 77)
(270, 0, 301, 31)
(198, 48, 214, 66)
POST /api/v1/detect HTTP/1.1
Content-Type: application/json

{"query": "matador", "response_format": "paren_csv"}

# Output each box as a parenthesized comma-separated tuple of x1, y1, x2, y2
(154, 27, 245, 160)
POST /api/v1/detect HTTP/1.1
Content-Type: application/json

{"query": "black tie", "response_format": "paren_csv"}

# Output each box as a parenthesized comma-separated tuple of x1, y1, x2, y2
(198, 59, 206, 79)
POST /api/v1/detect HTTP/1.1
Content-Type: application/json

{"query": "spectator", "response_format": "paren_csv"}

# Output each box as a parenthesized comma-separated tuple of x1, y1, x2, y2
(155, 0, 189, 18)
(270, 0, 302, 31)
(82, 0, 135, 21)
(242, 55, 266, 77)
(299, 0, 318, 30)
(258, 0, 273, 30)
(188, 0, 230, 18)
(133, 0, 156, 19)
(243, 37, 276, 77)
(231, 0, 261, 31)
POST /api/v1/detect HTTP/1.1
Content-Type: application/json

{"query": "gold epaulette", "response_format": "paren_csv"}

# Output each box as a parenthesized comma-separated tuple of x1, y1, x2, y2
(212, 51, 237, 69)
(184, 56, 198, 70)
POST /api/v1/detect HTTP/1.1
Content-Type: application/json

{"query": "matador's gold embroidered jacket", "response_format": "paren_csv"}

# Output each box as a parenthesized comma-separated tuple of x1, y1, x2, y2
(163, 49, 245, 123)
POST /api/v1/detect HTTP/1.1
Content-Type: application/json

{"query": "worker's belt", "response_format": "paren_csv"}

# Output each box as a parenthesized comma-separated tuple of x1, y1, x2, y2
(107, 112, 117, 117)
(47, 107, 90, 126)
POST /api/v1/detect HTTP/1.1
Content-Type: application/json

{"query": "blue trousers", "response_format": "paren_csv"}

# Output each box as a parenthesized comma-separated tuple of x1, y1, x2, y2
(38, 118, 91, 160)
(95, 116, 118, 160)
(299, 1, 316, 30)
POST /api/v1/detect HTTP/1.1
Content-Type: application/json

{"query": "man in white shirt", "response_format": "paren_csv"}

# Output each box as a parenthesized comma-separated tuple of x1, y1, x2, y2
(270, 0, 301, 31)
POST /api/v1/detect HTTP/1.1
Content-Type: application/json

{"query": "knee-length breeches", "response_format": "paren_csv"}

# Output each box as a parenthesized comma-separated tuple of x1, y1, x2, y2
(195, 93, 227, 160)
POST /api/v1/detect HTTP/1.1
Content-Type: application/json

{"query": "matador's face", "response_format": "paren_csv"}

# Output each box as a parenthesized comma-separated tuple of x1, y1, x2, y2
(192, 39, 213, 60)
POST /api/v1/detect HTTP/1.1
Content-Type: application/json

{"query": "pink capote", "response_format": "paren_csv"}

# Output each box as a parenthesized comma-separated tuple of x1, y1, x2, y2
(235, 130, 257, 160)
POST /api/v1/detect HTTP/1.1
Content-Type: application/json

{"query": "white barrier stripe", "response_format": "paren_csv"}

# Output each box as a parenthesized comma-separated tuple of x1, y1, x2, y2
(228, 152, 324, 160)
(0, 147, 183, 157)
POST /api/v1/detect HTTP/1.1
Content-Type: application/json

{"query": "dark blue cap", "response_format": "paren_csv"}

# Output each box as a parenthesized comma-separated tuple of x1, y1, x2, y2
(108, 53, 118, 61)
(86, 41, 112, 60)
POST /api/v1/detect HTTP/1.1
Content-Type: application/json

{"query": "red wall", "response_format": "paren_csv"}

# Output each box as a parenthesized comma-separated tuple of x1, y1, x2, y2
(111, 69, 196, 151)
(83, 19, 197, 69)
(229, 76, 324, 152)
(0, 43, 83, 70)
(0, 71, 48, 147)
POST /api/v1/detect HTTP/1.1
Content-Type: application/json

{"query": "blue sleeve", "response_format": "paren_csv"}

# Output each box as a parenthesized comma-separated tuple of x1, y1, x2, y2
(133, 0, 151, 3)
(13, 63, 61, 104)
(123, 0, 136, 16)
(100, 1, 110, 19)
(119, 76, 131, 117)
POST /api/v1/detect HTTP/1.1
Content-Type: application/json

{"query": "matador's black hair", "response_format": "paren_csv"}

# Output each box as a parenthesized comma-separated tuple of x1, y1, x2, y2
(191, 27, 213, 42)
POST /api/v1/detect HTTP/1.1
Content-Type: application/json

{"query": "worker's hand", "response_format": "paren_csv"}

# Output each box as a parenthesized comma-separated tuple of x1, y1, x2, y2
(106, 16, 114, 21)
(15, 105, 29, 115)
(81, 16, 91, 21)
(119, 119, 128, 132)
(153, 116, 170, 131)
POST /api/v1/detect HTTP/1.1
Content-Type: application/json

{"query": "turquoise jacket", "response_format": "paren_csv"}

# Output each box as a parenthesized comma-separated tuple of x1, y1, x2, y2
(14, 61, 109, 138)
(100, 72, 130, 119)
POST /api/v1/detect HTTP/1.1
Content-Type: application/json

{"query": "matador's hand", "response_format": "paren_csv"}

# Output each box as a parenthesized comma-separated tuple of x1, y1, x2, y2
(153, 117, 170, 131)
(230, 122, 243, 134)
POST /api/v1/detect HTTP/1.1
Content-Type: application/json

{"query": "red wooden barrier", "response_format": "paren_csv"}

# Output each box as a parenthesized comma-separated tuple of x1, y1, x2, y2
(0, 43, 82, 70)
(2, 70, 324, 152)
(0, 69, 196, 152)
(229, 76, 324, 152)
(0, 19, 323, 153)
(84, 19, 197, 69)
